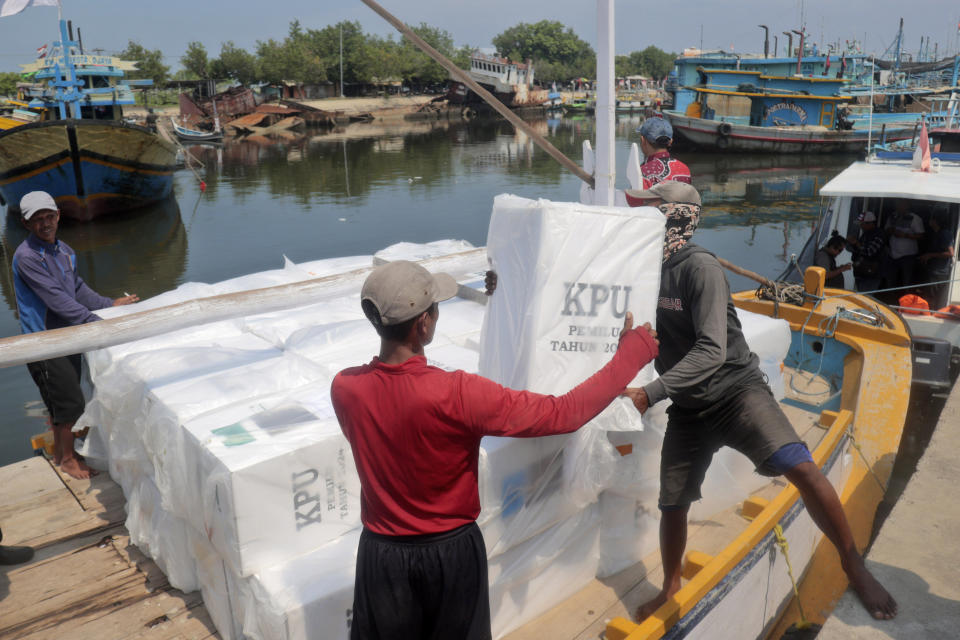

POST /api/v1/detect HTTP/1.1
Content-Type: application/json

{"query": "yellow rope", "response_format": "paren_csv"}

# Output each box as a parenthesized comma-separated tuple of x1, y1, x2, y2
(773, 524, 813, 631)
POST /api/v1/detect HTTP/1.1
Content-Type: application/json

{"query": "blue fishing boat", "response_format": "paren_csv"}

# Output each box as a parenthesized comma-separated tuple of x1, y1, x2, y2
(0, 19, 177, 221)
(664, 69, 915, 153)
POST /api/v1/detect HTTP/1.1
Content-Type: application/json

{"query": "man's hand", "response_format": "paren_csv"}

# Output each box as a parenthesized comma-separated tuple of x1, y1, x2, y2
(840, 263, 852, 272)
(484, 270, 498, 296)
(113, 294, 139, 306)
(619, 312, 658, 346)
(621, 387, 650, 415)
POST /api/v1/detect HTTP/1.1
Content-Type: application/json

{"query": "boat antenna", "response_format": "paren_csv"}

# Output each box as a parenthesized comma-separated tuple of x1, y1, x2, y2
(359, 0, 595, 189)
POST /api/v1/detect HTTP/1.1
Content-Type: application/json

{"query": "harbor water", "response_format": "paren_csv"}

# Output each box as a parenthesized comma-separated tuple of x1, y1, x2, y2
(0, 113, 855, 466)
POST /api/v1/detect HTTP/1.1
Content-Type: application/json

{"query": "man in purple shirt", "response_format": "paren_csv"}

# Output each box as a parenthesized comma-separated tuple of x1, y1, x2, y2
(12, 191, 139, 479)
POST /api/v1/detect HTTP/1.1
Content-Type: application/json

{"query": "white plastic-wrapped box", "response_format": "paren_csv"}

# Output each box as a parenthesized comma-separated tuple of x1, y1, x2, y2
(479, 194, 664, 428)
(181, 381, 361, 578)
(487, 502, 602, 639)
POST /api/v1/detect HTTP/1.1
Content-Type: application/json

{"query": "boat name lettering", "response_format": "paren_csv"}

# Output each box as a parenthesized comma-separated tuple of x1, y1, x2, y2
(562, 282, 632, 318)
(764, 101, 807, 124)
(42, 55, 118, 68)
(291, 468, 324, 530)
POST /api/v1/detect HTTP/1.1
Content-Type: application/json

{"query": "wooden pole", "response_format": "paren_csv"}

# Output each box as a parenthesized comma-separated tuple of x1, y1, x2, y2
(0, 249, 487, 370)
(716, 256, 775, 288)
(359, 0, 595, 189)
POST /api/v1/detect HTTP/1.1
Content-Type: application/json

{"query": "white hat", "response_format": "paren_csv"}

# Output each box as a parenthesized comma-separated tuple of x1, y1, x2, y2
(858, 211, 877, 223)
(20, 191, 58, 220)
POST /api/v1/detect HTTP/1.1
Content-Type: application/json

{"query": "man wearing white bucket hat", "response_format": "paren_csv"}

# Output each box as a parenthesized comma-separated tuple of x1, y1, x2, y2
(331, 260, 659, 640)
(11, 191, 139, 479)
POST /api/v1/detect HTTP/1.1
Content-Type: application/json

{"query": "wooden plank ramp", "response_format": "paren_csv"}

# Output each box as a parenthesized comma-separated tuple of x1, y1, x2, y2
(0, 457, 218, 640)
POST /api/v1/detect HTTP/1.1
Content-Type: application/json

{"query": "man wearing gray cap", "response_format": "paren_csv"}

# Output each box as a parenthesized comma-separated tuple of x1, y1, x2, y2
(11, 191, 139, 479)
(331, 260, 659, 640)
(625, 116, 691, 207)
(621, 183, 897, 623)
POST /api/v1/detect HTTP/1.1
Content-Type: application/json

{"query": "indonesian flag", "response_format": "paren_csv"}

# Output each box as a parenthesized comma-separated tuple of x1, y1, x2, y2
(0, 0, 59, 18)
(823, 55, 831, 75)
(913, 120, 931, 172)
(36, 43, 47, 58)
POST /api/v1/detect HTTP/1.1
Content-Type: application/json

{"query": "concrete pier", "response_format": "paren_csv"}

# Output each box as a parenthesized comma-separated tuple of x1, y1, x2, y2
(817, 381, 960, 639)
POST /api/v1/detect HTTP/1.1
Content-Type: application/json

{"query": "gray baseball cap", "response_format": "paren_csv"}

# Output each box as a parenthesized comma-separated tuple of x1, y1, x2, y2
(637, 117, 673, 143)
(361, 261, 458, 326)
(625, 180, 701, 206)
(20, 191, 58, 220)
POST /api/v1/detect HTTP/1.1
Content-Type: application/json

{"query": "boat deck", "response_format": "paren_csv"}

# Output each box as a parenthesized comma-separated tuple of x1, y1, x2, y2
(0, 371, 832, 640)
(817, 379, 960, 639)
(503, 391, 827, 640)
(0, 457, 217, 640)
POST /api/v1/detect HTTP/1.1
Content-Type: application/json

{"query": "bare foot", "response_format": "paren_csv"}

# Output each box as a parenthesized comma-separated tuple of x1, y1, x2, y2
(847, 560, 897, 619)
(635, 588, 675, 622)
(60, 457, 97, 480)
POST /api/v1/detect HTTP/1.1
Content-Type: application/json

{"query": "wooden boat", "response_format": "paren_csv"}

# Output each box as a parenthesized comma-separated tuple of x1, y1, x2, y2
(562, 97, 594, 114)
(664, 68, 915, 153)
(170, 118, 223, 143)
(447, 53, 549, 108)
(0, 20, 177, 221)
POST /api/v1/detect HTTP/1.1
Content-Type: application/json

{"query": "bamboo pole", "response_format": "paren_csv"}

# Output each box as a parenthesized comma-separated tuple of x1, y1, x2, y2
(716, 256, 775, 288)
(0, 249, 488, 370)
(359, 0, 595, 189)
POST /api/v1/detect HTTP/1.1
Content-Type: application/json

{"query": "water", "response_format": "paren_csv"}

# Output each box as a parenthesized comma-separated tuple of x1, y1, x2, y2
(0, 114, 855, 466)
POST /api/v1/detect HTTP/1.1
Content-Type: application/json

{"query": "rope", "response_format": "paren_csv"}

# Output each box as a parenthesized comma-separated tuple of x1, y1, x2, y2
(845, 426, 888, 492)
(773, 524, 812, 630)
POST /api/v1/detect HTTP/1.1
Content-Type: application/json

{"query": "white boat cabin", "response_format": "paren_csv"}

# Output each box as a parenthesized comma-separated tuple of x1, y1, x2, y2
(806, 157, 960, 347)
(469, 53, 535, 92)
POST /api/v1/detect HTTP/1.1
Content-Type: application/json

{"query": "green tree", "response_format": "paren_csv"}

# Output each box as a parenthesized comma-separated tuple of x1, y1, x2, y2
(623, 46, 675, 80)
(491, 21, 595, 84)
(0, 72, 21, 98)
(396, 23, 457, 84)
(180, 41, 210, 79)
(119, 40, 169, 86)
(305, 21, 371, 85)
(210, 41, 258, 85)
(256, 20, 325, 85)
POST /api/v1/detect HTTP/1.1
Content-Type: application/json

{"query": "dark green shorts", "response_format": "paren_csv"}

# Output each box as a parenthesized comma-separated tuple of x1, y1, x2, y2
(26, 355, 85, 425)
(659, 382, 802, 508)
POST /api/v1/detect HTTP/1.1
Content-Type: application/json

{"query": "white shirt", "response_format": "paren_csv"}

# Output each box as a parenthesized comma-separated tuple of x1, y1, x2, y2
(886, 212, 924, 260)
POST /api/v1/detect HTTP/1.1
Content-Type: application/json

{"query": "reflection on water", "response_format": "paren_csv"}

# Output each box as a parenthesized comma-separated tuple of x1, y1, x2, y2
(0, 113, 852, 464)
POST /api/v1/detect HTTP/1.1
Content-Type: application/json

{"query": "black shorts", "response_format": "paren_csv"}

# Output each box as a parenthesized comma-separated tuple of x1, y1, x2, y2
(351, 522, 491, 640)
(26, 355, 85, 425)
(659, 382, 802, 508)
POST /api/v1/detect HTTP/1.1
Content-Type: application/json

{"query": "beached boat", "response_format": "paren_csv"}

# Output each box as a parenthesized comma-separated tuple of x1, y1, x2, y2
(170, 118, 224, 143)
(0, 20, 177, 221)
(447, 53, 549, 108)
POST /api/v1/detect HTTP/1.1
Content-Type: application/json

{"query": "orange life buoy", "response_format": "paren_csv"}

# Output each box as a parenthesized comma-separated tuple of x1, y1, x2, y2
(932, 304, 960, 320)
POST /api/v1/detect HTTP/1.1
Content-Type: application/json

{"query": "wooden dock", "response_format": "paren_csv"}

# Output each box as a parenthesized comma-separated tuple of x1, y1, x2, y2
(0, 457, 218, 640)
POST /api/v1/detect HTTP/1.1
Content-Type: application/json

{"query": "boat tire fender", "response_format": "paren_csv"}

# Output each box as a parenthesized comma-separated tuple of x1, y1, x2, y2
(718, 122, 732, 137)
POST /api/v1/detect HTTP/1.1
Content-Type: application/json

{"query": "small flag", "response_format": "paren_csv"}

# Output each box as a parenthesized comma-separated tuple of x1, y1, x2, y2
(912, 120, 931, 172)
(0, 0, 60, 18)
(823, 55, 831, 75)
(36, 43, 47, 58)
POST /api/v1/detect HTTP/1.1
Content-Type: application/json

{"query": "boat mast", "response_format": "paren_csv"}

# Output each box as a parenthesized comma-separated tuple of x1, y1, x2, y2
(895, 17, 903, 72)
(50, 19, 83, 119)
(594, 0, 615, 205)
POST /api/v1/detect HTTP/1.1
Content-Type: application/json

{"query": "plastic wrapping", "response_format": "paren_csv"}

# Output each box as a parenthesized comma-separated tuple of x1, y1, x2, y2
(71, 239, 793, 640)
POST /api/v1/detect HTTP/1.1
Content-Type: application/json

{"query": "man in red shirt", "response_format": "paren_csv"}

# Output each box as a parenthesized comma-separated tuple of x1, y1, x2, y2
(331, 260, 659, 640)
(625, 117, 691, 207)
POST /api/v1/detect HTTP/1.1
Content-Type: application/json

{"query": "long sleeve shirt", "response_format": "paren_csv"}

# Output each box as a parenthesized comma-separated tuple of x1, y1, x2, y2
(642, 244, 762, 410)
(330, 328, 658, 536)
(12, 235, 113, 334)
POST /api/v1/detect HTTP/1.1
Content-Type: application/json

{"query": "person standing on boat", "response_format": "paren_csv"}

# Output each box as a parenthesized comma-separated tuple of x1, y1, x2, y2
(11, 191, 139, 480)
(884, 199, 925, 292)
(918, 208, 955, 308)
(814, 234, 852, 289)
(625, 117, 691, 207)
(846, 211, 886, 293)
(619, 181, 899, 622)
(330, 260, 659, 640)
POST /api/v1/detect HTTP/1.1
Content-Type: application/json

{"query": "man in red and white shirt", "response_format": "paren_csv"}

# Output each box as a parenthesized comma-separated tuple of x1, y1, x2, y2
(625, 117, 691, 207)
(331, 261, 658, 640)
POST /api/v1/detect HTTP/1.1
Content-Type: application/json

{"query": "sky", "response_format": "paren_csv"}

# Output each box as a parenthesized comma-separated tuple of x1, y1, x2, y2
(1, 0, 959, 73)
